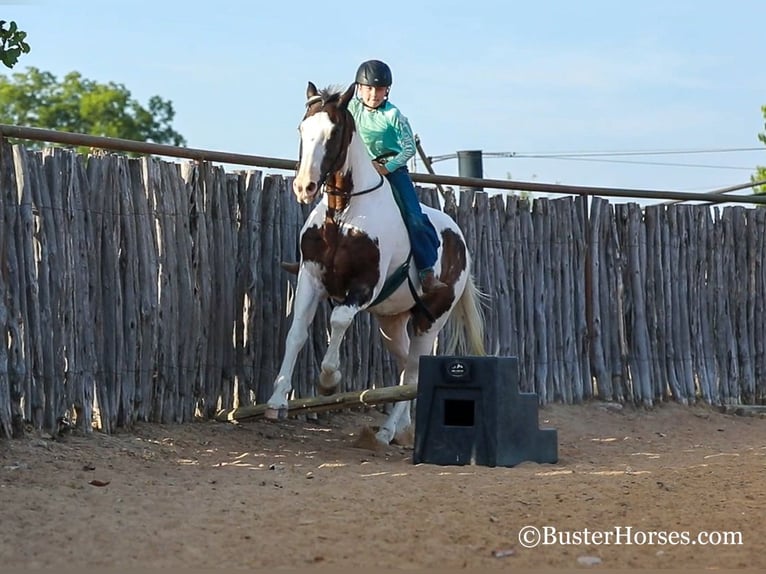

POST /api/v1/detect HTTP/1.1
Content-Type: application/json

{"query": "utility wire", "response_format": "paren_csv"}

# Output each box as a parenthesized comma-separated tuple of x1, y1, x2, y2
(483, 146, 763, 158)
(508, 155, 755, 171)
(430, 147, 764, 170)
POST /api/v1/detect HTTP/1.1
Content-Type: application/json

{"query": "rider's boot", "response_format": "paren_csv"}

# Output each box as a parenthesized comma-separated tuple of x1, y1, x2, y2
(419, 268, 447, 294)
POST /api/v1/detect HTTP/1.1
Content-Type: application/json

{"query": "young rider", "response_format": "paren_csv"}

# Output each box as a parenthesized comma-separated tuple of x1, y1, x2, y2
(349, 59, 446, 293)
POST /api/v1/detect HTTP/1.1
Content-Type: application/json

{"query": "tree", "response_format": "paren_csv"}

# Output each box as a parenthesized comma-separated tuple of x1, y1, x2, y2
(0, 20, 29, 68)
(0, 67, 187, 148)
(754, 105, 766, 195)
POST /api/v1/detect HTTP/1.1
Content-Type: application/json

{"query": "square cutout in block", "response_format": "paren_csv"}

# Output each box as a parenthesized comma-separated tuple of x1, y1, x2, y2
(443, 399, 475, 427)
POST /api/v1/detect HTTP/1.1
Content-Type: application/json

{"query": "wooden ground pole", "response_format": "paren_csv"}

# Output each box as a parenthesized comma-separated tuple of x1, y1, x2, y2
(215, 384, 417, 422)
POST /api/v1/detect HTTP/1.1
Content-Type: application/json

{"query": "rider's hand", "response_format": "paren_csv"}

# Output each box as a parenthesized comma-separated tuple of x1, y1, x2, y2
(373, 161, 389, 175)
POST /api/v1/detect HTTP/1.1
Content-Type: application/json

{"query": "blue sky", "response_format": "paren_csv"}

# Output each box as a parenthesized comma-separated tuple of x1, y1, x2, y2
(4, 0, 766, 195)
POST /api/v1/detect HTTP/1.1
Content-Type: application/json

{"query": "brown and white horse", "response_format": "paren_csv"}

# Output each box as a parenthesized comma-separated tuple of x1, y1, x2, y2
(266, 82, 486, 444)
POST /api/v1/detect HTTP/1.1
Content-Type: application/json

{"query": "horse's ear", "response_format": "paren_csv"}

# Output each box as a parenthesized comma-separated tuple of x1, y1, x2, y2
(339, 82, 355, 109)
(307, 82, 318, 99)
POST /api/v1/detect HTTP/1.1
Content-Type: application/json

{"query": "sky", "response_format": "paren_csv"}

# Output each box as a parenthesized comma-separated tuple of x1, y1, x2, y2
(4, 0, 766, 198)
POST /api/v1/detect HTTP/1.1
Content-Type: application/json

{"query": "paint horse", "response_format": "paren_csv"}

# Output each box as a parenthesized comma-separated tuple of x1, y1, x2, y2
(265, 81, 486, 444)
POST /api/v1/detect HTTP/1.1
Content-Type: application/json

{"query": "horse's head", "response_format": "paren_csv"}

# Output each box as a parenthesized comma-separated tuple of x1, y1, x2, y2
(293, 81, 356, 204)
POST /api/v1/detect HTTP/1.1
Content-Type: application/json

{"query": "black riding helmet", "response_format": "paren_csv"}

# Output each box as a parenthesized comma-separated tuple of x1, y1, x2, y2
(355, 60, 392, 87)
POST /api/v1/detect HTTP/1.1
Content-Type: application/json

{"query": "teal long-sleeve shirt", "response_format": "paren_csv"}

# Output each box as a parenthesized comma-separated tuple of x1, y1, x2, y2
(348, 97, 416, 173)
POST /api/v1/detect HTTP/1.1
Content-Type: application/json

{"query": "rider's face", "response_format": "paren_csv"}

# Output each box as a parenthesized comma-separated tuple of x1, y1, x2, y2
(358, 84, 389, 108)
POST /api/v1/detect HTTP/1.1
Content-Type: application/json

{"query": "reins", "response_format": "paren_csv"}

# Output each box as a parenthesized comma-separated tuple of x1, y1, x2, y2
(323, 173, 384, 197)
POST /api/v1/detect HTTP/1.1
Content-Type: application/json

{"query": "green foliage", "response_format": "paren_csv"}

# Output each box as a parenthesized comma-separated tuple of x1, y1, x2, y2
(0, 20, 30, 68)
(0, 67, 187, 149)
(754, 167, 766, 195)
(755, 105, 766, 195)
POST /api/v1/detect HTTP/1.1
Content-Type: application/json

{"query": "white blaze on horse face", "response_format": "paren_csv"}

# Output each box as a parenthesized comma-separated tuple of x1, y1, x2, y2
(294, 112, 335, 204)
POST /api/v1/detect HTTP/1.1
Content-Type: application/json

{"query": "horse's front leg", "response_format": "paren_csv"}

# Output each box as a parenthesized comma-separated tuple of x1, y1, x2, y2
(265, 273, 324, 418)
(318, 304, 358, 395)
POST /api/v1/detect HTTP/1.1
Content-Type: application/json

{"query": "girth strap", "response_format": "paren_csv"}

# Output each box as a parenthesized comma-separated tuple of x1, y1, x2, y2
(369, 253, 412, 308)
(367, 254, 436, 323)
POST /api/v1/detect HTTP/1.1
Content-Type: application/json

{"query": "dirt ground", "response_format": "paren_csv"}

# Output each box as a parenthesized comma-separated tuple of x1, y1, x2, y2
(1, 400, 764, 570)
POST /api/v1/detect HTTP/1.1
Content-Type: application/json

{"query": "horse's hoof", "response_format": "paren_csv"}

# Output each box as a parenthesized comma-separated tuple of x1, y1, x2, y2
(392, 427, 415, 448)
(264, 407, 287, 420)
(317, 383, 338, 396)
(319, 370, 341, 396)
(375, 427, 394, 445)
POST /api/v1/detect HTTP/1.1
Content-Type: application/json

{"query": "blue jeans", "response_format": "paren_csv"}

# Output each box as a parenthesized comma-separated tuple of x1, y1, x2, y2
(386, 167, 440, 272)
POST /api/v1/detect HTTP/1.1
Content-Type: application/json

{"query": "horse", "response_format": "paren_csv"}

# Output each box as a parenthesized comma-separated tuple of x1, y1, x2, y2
(265, 81, 486, 444)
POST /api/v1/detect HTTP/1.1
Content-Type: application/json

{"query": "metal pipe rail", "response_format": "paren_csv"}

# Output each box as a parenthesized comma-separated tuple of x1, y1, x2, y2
(2, 123, 765, 206)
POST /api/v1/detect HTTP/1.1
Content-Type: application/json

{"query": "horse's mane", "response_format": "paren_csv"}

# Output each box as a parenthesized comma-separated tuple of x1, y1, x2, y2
(317, 85, 346, 105)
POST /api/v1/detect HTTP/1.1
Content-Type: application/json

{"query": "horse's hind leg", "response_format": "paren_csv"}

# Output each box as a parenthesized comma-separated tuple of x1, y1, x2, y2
(266, 274, 323, 417)
(376, 313, 410, 375)
(375, 318, 442, 445)
(374, 314, 411, 444)
(318, 304, 359, 395)
(397, 330, 440, 431)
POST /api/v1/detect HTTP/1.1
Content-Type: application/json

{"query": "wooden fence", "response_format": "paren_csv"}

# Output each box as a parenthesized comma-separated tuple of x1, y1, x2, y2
(1, 142, 765, 437)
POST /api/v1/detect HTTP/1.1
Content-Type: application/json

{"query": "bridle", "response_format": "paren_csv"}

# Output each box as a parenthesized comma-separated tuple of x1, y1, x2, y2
(324, 173, 384, 198)
(298, 95, 385, 199)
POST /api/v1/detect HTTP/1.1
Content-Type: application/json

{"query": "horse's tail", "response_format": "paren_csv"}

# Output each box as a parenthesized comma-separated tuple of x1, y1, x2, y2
(443, 273, 487, 356)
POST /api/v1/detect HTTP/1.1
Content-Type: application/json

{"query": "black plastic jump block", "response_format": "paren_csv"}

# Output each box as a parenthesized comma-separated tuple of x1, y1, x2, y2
(413, 355, 558, 467)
